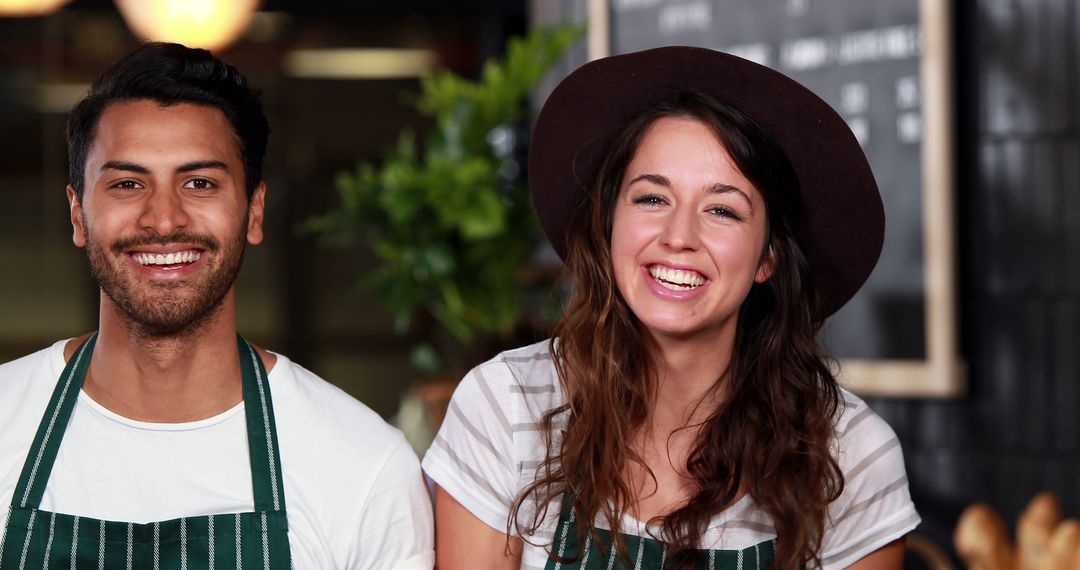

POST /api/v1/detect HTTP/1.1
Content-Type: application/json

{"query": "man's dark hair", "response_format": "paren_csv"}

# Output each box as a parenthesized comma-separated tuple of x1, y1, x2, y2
(66, 42, 269, 199)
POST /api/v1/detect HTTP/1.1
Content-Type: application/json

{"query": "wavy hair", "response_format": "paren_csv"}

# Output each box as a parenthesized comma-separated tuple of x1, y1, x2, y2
(511, 91, 844, 569)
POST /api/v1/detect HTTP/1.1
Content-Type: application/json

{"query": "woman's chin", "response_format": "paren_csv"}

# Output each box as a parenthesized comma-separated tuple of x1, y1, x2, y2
(642, 318, 734, 345)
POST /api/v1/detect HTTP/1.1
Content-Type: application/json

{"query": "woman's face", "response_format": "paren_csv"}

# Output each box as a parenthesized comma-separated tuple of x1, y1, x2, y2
(610, 116, 774, 345)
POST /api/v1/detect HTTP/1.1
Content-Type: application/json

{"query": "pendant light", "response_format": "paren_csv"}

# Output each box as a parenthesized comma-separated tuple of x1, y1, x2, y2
(0, 0, 71, 17)
(114, 0, 260, 52)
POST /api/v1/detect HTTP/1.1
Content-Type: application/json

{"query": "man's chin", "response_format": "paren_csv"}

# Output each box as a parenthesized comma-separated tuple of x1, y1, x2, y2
(120, 306, 220, 339)
(108, 290, 228, 339)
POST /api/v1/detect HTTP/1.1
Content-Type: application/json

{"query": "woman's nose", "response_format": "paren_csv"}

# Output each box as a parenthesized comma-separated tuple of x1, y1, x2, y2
(658, 206, 699, 251)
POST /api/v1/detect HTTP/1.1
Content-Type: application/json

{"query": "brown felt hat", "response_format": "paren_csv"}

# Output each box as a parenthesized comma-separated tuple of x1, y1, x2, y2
(528, 46, 884, 317)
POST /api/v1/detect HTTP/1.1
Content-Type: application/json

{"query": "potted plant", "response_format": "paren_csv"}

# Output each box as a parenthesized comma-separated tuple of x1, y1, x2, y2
(308, 25, 583, 375)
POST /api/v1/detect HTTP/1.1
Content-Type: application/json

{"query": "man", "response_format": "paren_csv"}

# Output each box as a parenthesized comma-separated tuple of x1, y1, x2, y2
(0, 43, 433, 568)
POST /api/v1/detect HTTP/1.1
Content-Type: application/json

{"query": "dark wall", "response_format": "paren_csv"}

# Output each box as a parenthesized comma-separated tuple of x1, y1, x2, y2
(866, 0, 1080, 558)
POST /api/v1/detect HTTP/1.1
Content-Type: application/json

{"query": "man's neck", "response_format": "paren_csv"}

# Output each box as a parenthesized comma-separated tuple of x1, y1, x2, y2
(76, 290, 245, 423)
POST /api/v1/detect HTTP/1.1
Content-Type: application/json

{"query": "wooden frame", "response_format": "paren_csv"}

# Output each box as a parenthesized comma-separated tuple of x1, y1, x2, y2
(839, 0, 964, 397)
(587, 0, 965, 397)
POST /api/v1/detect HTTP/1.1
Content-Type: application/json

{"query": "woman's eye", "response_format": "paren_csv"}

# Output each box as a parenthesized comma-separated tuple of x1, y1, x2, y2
(183, 178, 214, 191)
(632, 194, 667, 206)
(707, 205, 744, 221)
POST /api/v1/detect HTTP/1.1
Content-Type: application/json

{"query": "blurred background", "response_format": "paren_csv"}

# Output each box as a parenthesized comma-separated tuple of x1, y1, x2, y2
(1, 0, 1077, 567)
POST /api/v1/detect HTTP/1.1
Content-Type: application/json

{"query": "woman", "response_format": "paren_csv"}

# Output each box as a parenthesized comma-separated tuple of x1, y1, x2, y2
(423, 46, 919, 569)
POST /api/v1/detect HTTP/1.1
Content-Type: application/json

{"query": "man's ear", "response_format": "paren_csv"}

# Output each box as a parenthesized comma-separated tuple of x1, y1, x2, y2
(246, 182, 267, 245)
(755, 244, 775, 283)
(67, 185, 87, 248)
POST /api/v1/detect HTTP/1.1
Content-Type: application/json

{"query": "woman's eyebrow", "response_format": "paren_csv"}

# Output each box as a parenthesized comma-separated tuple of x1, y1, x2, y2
(627, 173, 670, 187)
(707, 182, 755, 213)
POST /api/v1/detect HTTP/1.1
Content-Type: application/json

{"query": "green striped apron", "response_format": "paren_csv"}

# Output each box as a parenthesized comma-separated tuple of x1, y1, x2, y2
(545, 499, 776, 569)
(0, 334, 292, 569)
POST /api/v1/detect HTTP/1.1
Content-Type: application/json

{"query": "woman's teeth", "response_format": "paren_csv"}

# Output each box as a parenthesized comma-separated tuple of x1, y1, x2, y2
(649, 265, 706, 291)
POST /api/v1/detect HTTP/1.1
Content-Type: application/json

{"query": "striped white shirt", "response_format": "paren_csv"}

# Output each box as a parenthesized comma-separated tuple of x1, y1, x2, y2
(422, 340, 919, 569)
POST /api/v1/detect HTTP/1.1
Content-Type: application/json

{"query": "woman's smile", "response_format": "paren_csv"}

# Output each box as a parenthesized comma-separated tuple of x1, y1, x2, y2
(647, 263, 707, 290)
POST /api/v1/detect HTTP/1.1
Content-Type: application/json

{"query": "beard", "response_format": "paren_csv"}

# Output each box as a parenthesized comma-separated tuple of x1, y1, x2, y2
(84, 218, 248, 339)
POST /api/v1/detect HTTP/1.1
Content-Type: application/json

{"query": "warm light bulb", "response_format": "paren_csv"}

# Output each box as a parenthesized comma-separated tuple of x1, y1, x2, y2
(0, 0, 71, 17)
(115, 0, 261, 52)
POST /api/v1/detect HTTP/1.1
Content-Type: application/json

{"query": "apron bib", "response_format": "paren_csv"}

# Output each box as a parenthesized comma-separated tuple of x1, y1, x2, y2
(0, 334, 292, 569)
(545, 497, 775, 570)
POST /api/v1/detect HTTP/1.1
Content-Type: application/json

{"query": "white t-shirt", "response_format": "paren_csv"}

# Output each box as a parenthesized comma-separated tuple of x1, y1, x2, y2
(0, 340, 434, 570)
(423, 341, 920, 570)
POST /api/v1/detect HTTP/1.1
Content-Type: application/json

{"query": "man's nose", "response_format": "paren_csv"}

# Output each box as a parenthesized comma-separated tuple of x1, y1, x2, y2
(138, 188, 190, 236)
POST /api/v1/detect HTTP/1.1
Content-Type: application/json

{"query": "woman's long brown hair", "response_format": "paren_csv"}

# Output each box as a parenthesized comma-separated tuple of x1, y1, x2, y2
(510, 91, 845, 569)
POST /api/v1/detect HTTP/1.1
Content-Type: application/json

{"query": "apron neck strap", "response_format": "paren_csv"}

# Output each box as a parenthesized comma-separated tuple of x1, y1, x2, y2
(10, 334, 287, 515)
(11, 334, 96, 509)
(237, 334, 287, 513)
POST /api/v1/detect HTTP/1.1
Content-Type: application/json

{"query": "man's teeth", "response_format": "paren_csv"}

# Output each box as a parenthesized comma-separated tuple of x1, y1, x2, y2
(133, 251, 201, 266)
(649, 265, 706, 290)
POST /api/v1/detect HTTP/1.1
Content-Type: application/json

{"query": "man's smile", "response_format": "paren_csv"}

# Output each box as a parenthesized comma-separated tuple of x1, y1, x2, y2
(130, 249, 203, 267)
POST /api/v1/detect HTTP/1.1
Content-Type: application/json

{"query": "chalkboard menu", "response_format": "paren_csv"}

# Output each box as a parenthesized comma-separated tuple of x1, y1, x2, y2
(611, 0, 926, 360)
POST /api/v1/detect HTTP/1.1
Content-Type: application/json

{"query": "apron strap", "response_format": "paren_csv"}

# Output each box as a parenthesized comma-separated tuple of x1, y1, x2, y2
(10, 334, 96, 509)
(237, 335, 288, 513)
(10, 334, 287, 517)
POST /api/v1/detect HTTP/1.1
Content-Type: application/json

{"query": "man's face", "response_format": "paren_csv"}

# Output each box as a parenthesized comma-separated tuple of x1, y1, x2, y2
(68, 100, 265, 337)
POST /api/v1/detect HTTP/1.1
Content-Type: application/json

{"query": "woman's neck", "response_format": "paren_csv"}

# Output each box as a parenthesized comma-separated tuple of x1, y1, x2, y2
(649, 324, 737, 430)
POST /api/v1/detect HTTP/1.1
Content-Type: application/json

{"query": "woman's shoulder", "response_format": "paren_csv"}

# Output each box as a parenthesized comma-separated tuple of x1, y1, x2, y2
(436, 339, 565, 438)
(461, 339, 561, 397)
(819, 389, 921, 567)
(422, 341, 561, 531)
(830, 388, 913, 515)
(833, 388, 902, 459)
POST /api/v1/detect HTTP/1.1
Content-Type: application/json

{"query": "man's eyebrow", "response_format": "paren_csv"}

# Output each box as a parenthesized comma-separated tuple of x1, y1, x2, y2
(176, 160, 229, 173)
(100, 160, 149, 174)
(98, 160, 230, 174)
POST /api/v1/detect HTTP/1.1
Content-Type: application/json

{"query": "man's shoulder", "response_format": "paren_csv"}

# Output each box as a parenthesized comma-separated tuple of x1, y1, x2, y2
(266, 353, 420, 525)
(0, 340, 69, 450)
(267, 354, 406, 453)
(0, 339, 67, 389)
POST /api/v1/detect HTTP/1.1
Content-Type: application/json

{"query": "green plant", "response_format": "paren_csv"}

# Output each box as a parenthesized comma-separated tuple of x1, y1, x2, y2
(308, 25, 583, 369)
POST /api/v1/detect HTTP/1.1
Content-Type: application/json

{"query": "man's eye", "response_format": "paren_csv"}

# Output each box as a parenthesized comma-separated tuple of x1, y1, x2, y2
(112, 180, 142, 190)
(184, 178, 214, 190)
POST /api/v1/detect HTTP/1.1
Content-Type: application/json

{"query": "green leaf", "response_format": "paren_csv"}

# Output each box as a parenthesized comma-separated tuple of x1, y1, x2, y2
(309, 25, 584, 361)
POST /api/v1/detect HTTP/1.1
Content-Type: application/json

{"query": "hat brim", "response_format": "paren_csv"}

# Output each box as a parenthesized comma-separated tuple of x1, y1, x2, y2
(528, 46, 884, 317)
